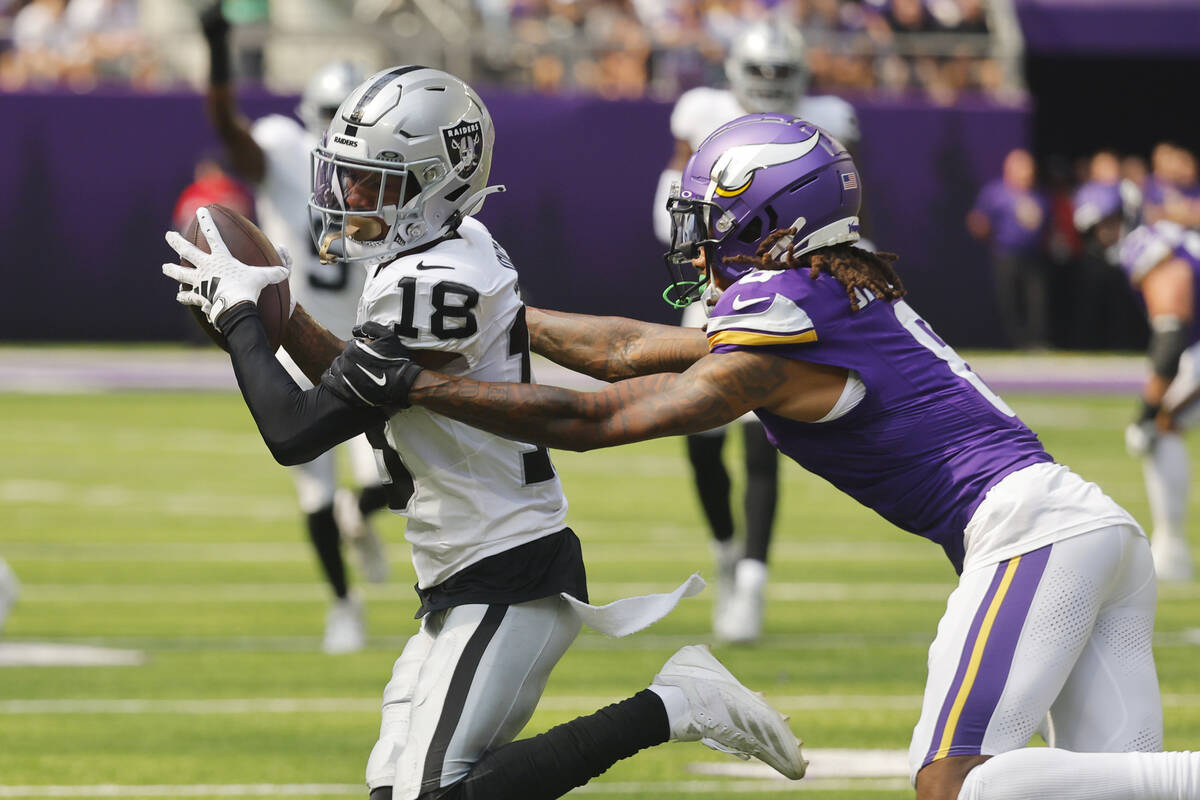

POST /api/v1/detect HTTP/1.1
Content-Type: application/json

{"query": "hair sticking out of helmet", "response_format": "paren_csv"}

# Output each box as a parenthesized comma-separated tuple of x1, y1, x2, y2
(662, 114, 861, 307)
(308, 66, 505, 265)
(726, 22, 809, 114)
(298, 61, 366, 137)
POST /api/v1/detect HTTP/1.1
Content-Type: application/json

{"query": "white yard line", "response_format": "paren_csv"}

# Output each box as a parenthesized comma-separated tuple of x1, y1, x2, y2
(0, 778, 914, 797)
(13, 581, 954, 604)
(5, 693, 1200, 715)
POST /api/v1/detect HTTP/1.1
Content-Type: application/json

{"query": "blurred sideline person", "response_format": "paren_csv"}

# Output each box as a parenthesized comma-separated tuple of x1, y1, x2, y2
(172, 153, 254, 233)
(339, 115, 1200, 800)
(1073, 152, 1144, 351)
(163, 66, 807, 799)
(0, 558, 18, 635)
(653, 18, 860, 644)
(966, 148, 1049, 349)
(200, 2, 386, 653)
(1120, 220, 1200, 582)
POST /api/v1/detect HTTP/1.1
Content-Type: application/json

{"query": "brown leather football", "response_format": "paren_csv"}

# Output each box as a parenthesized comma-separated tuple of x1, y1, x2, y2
(179, 204, 291, 352)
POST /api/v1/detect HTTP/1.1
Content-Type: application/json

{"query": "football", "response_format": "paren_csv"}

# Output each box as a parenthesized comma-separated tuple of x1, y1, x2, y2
(179, 204, 291, 352)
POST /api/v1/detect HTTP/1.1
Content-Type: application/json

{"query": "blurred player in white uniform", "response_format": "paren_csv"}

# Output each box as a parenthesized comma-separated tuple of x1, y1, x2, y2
(201, 2, 385, 653)
(1120, 220, 1200, 582)
(652, 19, 860, 643)
(165, 66, 806, 800)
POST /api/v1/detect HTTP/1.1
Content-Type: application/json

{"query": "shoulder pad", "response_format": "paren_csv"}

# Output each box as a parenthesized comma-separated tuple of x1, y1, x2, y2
(706, 285, 818, 349)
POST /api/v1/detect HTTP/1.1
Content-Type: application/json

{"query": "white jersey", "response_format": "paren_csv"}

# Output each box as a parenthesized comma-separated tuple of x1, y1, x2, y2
(250, 114, 363, 339)
(670, 86, 860, 151)
(357, 217, 569, 588)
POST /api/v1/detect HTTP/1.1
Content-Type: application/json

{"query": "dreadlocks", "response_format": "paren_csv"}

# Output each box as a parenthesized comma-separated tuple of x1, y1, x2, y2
(723, 228, 907, 312)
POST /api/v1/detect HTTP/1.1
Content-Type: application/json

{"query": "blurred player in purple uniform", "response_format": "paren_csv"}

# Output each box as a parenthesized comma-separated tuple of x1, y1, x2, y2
(1120, 220, 1200, 582)
(346, 115, 1199, 799)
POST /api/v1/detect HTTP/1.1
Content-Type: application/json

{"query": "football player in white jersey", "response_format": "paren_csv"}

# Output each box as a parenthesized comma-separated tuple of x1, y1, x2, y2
(164, 66, 806, 799)
(200, 2, 387, 653)
(653, 19, 861, 644)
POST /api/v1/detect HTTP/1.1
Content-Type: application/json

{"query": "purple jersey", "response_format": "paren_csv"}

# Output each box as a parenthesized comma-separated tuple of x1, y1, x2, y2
(1119, 220, 1200, 345)
(706, 268, 1052, 572)
(972, 180, 1047, 255)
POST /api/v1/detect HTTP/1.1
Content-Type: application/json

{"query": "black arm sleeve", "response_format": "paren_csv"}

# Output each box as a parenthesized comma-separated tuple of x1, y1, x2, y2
(220, 303, 387, 466)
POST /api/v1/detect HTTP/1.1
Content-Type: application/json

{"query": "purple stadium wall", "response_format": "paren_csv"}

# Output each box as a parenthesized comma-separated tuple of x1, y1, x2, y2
(0, 89, 1028, 347)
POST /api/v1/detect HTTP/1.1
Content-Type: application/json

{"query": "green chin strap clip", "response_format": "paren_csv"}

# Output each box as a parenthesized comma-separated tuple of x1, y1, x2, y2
(662, 279, 704, 309)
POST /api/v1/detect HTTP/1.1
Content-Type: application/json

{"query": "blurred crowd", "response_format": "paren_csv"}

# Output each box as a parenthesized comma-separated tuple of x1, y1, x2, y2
(0, 0, 157, 90)
(967, 142, 1200, 350)
(0, 0, 1020, 102)
(481, 0, 1016, 102)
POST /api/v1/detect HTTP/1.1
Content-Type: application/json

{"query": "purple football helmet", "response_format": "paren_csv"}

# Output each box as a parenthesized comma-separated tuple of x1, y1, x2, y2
(663, 114, 861, 307)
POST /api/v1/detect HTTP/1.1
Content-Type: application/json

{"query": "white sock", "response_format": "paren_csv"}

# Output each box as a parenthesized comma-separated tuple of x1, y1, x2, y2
(1145, 434, 1190, 543)
(957, 747, 1200, 799)
(647, 684, 689, 739)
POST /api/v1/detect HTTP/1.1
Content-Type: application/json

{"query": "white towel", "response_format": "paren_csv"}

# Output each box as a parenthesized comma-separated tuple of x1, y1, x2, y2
(560, 573, 707, 637)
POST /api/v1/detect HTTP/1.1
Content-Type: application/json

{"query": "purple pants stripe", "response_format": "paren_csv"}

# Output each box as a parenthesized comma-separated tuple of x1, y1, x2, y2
(921, 544, 1052, 768)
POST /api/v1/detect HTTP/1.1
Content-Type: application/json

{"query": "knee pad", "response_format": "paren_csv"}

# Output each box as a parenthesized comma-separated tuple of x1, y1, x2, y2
(1148, 315, 1188, 382)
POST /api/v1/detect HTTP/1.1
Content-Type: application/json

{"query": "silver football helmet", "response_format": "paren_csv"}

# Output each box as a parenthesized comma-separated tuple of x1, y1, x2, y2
(726, 22, 809, 114)
(297, 61, 366, 137)
(309, 66, 504, 265)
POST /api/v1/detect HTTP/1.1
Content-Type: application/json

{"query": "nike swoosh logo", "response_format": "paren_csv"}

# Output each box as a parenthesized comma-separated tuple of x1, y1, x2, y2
(356, 365, 387, 386)
(415, 261, 453, 271)
(730, 294, 770, 311)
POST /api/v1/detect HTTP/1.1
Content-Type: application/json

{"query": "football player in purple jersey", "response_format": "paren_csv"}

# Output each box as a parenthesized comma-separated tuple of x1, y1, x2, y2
(324, 115, 1199, 799)
(1119, 220, 1200, 582)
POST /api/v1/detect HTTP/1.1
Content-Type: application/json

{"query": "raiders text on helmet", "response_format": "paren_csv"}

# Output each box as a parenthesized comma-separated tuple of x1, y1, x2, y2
(309, 66, 504, 265)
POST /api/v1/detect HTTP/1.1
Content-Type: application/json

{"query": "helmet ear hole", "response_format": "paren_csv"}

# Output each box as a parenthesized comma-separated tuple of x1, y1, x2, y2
(737, 217, 763, 244)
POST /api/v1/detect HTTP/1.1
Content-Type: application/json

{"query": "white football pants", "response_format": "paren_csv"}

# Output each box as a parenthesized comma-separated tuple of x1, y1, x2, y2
(910, 524, 1160, 783)
(365, 595, 581, 799)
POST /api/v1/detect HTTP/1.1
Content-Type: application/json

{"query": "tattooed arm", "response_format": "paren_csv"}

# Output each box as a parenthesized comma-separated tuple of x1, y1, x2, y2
(282, 304, 459, 386)
(409, 350, 846, 451)
(527, 308, 709, 381)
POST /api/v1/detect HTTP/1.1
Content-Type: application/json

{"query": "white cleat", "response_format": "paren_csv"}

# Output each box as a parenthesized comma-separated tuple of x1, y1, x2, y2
(652, 644, 807, 780)
(323, 591, 366, 654)
(0, 560, 19, 634)
(334, 489, 389, 584)
(1151, 534, 1195, 583)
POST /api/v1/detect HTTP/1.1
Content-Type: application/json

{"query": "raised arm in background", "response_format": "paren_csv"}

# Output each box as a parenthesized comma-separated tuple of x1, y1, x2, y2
(201, 2, 266, 183)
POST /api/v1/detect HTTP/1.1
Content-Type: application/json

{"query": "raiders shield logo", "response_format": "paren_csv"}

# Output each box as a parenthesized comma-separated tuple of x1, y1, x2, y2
(441, 121, 483, 180)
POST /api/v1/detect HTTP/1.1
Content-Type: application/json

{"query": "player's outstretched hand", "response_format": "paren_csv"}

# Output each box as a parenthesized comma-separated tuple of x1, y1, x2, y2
(162, 207, 290, 331)
(323, 323, 424, 411)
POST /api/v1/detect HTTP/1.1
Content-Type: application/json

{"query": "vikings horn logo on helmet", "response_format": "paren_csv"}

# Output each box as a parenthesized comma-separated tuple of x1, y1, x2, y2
(709, 130, 822, 198)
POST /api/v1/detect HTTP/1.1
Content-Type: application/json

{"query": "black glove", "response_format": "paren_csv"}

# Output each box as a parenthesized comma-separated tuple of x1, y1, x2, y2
(200, 1, 230, 44)
(322, 323, 424, 412)
(200, 1, 232, 85)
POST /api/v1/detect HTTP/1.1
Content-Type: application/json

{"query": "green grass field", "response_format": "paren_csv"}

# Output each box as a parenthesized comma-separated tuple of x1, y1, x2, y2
(2, 378, 1199, 799)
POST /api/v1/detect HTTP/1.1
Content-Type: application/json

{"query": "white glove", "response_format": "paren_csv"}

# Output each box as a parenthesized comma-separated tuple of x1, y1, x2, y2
(1125, 419, 1158, 457)
(161, 207, 290, 330)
